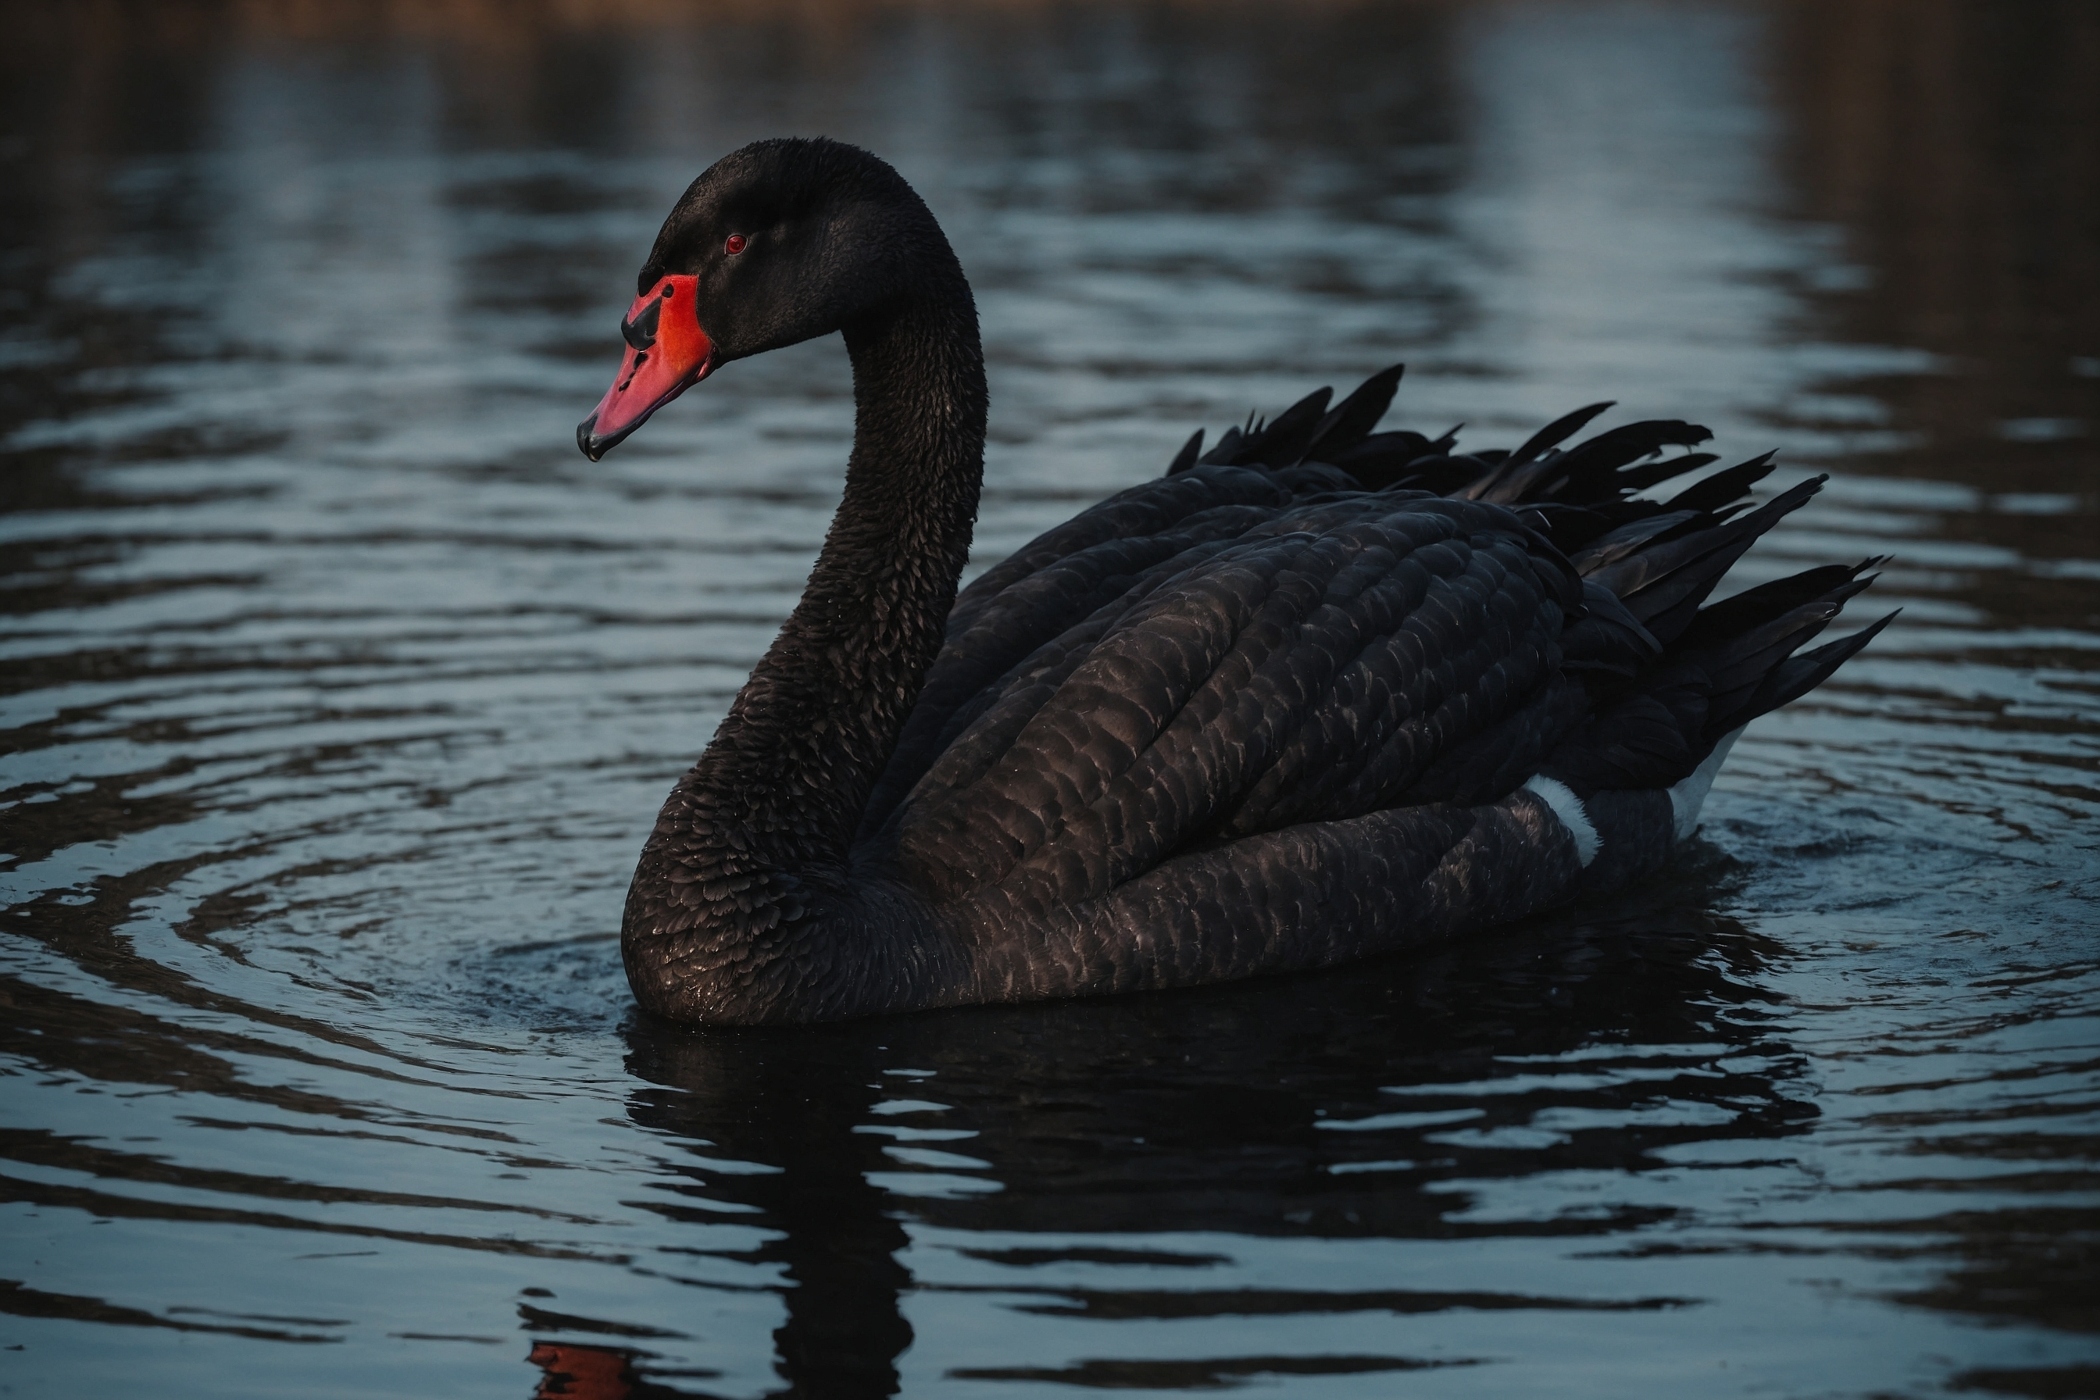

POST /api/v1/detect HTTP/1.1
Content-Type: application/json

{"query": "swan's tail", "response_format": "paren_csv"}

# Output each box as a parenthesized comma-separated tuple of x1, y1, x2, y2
(1524, 556, 1893, 894)
(1539, 545, 1895, 801)
(1531, 472, 1892, 890)
(1185, 366, 1894, 879)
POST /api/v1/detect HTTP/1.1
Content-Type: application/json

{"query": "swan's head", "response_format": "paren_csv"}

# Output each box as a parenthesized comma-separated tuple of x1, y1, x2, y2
(578, 137, 951, 460)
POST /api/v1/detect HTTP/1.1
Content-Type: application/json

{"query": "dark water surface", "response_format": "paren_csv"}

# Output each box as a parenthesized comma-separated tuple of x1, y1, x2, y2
(3, 2, 2098, 1396)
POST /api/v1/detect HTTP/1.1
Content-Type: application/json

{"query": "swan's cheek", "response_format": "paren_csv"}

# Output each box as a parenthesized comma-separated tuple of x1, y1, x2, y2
(577, 275, 715, 460)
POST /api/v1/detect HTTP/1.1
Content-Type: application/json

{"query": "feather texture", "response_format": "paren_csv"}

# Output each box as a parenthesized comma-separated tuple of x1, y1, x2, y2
(603, 139, 1885, 1025)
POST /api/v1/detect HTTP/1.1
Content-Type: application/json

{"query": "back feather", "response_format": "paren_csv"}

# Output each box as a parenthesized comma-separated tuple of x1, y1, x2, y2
(1165, 364, 1887, 800)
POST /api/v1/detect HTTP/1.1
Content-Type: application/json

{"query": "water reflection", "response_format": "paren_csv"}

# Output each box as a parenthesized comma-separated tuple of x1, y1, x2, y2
(530, 1340, 708, 1400)
(623, 860, 1810, 1394)
(1775, 0, 2100, 471)
(1, 1, 2096, 1397)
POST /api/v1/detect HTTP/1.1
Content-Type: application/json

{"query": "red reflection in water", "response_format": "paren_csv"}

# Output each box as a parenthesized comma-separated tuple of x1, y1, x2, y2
(529, 1342, 640, 1400)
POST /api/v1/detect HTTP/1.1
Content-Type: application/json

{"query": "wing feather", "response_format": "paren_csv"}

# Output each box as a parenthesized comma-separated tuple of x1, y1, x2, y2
(875, 493, 1585, 909)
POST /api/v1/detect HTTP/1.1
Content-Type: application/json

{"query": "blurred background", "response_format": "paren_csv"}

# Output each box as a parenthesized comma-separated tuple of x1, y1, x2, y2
(1, 2, 2096, 1397)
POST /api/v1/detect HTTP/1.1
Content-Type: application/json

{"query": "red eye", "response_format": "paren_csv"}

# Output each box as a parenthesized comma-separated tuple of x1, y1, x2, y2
(724, 233, 747, 256)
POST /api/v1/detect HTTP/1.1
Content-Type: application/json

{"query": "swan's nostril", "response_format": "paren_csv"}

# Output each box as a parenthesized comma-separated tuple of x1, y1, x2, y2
(622, 297, 663, 350)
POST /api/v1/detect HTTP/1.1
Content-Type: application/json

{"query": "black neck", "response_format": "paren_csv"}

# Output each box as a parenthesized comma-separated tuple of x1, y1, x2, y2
(675, 289, 987, 876)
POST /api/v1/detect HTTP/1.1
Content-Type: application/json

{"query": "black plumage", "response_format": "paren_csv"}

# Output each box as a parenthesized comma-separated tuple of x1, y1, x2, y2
(585, 138, 1889, 1025)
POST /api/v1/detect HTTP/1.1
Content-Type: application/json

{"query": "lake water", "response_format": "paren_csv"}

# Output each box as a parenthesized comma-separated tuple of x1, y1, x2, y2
(2, 2, 2096, 1397)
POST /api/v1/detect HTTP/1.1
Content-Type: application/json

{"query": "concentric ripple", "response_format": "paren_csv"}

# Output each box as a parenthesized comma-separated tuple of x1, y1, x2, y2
(2, 2, 2096, 1398)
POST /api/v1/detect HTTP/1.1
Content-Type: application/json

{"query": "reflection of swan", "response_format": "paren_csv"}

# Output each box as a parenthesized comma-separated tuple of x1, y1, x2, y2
(527, 1343, 674, 1400)
(581, 138, 1886, 1026)
(620, 887, 1809, 1396)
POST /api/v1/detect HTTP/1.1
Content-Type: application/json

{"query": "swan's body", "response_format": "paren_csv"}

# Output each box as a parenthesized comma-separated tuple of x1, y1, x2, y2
(580, 139, 1885, 1026)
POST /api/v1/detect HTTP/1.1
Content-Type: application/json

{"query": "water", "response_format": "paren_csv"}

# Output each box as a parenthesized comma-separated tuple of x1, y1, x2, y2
(2, 2, 2096, 1396)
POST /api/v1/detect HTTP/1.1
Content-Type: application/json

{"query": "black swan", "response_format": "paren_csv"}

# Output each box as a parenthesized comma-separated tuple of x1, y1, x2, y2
(578, 138, 1887, 1026)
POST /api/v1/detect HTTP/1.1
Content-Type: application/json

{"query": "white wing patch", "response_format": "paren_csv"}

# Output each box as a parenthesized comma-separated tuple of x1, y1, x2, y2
(1521, 775, 1600, 867)
(1668, 727, 1744, 842)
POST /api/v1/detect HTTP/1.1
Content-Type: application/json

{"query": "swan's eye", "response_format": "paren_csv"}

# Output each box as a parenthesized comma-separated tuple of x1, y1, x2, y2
(724, 234, 748, 256)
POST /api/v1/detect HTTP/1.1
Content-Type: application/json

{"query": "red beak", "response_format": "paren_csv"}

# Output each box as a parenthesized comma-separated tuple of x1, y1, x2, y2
(577, 275, 713, 460)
